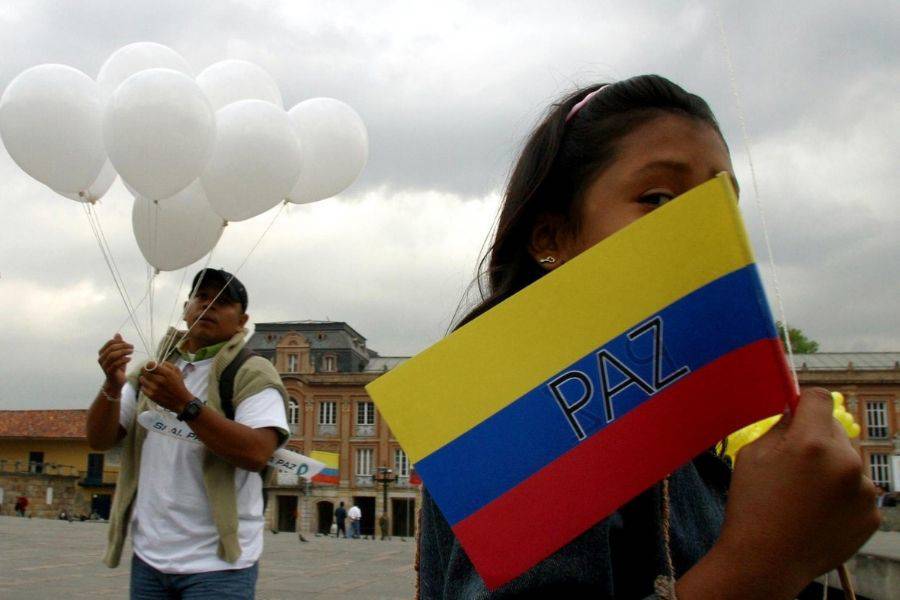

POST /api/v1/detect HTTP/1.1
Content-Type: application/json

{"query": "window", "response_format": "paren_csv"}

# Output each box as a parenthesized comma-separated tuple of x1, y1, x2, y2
(86, 453, 104, 484)
(865, 401, 889, 439)
(288, 399, 299, 427)
(287, 353, 298, 373)
(318, 401, 336, 426)
(869, 453, 892, 489)
(357, 402, 375, 426)
(29, 451, 44, 474)
(394, 448, 410, 477)
(356, 448, 373, 476)
(323, 354, 337, 372)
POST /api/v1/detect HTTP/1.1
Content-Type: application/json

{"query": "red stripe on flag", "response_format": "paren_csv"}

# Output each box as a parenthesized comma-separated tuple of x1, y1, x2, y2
(452, 338, 794, 590)
(313, 474, 340, 485)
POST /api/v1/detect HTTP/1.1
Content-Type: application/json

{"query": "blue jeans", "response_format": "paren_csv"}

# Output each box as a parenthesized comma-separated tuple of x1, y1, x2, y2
(350, 520, 361, 538)
(130, 554, 259, 599)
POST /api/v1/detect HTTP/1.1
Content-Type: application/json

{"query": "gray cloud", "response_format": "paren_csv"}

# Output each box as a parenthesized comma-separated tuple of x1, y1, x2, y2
(1, 0, 897, 409)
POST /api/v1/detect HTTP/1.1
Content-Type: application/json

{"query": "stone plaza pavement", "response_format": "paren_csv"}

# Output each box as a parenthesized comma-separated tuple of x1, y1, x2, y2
(0, 516, 416, 599)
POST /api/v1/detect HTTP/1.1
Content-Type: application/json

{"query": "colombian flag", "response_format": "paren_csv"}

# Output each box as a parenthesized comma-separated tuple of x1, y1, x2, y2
(310, 451, 339, 485)
(366, 174, 795, 589)
(409, 466, 422, 486)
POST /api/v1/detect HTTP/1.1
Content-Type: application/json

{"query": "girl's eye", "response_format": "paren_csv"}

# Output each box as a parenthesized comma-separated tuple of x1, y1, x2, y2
(638, 191, 675, 207)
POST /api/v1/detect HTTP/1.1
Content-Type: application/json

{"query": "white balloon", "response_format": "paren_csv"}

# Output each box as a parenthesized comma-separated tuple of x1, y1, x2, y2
(132, 181, 224, 272)
(104, 68, 215, 200)
(97, 42, 192, 99)
(287, 98, 368, 204)
(61, 159, 117, 203)
(196, 60, 283, 111)
(201, 100, 302, 222)
(0, 64, 106, 194)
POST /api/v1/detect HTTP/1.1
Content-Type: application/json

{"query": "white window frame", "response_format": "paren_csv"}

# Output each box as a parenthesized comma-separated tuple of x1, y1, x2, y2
(287, 354, 298, 373)
(318, 401, 336, 426)
(323, 354, 337, 372)
(865, 401, 889, 439)
(356, 448, 373, 476)
(394, 448, 410, 477)
(288, 399, 299, 426)
(869, 453, 892, 489)
(357, 401, 375, 426)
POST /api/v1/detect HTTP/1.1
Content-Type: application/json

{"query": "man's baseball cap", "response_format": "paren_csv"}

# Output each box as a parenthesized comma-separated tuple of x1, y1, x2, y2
(190, 268, 248, 311)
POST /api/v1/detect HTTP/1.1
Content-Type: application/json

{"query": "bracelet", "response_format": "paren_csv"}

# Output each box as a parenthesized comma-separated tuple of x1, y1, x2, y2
(101, 387, 121, 403)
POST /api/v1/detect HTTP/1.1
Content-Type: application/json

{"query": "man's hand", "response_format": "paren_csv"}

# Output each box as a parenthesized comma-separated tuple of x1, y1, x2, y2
(139, 362, 193, 414)
(97, 333, 133, 395)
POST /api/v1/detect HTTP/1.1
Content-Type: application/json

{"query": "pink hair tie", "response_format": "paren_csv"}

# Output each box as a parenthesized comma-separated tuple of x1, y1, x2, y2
(565, 85, 609, 123)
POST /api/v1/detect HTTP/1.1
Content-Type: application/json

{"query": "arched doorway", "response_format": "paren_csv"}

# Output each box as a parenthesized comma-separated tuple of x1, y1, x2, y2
(316, 501, 334, 535)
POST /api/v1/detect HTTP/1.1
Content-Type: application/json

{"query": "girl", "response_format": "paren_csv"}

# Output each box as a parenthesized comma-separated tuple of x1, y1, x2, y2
(417, 75, 879, 599)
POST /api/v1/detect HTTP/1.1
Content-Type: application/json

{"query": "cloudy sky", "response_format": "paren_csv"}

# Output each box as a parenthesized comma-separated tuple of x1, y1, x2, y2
(1, 1, 897, 410)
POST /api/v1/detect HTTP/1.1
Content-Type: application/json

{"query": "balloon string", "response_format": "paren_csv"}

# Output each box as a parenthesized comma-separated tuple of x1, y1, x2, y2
(148, 267, 157, 356)
(117, 285, 150, 332)
(90, 202, 142, 325)
(713, 2, 798, 394)
(86, 202, 148, 353)
(81, 203, 151, 356)
(156, 244, 218, 364)
(715, 6, 857, 600)
(156, 267, 189, 364)
(176, 203, 286, 350)
(89, 201, 152, 353)
(148, 202, 161, 353)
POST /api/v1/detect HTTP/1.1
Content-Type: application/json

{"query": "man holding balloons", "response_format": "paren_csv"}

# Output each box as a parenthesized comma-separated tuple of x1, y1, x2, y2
(86, 269, 290, 599)
(1, 39, 371, 598)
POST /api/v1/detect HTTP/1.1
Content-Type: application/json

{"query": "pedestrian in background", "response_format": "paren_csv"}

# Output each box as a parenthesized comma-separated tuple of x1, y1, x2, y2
(334, 501, 348, 538)
(348, 504, 362, 539)
(379, 513, 389, 541)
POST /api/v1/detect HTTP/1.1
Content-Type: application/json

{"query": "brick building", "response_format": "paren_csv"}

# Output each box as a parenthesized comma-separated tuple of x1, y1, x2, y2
(248, 321, 417, 537)
(0, 409, 119, 519)
(793, 352, 900, 491)
(5, 342, 894, 533)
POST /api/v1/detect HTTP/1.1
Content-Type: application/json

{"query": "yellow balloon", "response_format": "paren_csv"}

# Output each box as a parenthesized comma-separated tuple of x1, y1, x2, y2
(726, 392, 861, 462)
(832, 391, 845, 408)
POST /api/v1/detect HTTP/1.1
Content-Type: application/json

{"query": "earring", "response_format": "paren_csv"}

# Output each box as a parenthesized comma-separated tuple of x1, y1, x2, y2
(539, 256, 557, 264)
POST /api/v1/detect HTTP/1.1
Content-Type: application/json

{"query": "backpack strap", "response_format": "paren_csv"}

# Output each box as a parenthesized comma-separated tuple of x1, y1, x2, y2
(218, 346, 258, 420)
(217, 346, 275, 510)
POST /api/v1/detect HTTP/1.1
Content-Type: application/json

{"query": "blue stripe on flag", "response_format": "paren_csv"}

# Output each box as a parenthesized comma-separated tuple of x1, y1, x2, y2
(418, 264, 774, 525)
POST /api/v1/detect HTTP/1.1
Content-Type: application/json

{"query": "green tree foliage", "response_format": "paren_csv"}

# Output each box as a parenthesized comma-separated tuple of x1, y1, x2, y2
(776, 322, 819, 354)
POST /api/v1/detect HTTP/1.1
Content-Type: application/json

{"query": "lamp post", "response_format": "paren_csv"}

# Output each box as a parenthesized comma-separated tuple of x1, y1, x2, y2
(373, 466, 397, 540)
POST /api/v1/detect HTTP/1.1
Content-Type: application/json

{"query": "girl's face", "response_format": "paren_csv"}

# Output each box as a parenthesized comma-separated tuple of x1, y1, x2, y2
(531, 113, 737, 266)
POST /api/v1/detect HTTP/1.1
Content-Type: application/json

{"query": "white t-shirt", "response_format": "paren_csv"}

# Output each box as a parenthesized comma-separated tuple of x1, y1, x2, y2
(119, 356, 288, 574)
(348, 505, 362, 521)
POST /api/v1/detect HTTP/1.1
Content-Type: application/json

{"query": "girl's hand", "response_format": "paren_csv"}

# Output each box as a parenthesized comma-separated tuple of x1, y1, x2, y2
(720, 387, 880, 591)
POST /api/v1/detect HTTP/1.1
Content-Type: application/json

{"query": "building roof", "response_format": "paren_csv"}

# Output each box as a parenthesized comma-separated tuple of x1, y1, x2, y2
(248, 321, 369, 354)
(253, 321, 367, 341)
(0, 410, 88, 440)
(364, 357, 408, 372)
(791, 352, 900, 371)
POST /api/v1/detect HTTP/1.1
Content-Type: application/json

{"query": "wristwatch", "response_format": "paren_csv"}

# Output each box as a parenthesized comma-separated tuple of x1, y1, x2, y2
(177, 397, 204, 422)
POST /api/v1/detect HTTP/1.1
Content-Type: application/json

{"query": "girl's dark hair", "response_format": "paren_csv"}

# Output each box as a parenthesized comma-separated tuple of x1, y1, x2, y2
(456, 74, 724, 329)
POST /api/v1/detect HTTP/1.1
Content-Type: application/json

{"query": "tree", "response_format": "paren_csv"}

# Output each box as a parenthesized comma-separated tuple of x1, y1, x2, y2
(776, 322, 819, 354)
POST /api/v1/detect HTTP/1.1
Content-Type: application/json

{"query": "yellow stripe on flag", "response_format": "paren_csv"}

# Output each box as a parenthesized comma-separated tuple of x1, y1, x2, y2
(311, 450, 339, 469)
(367, 174, 750, 462)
